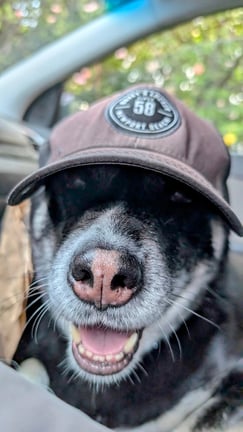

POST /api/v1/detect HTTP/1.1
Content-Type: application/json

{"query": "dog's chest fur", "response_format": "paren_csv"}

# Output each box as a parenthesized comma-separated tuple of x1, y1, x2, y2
(15, 165, 243, 431)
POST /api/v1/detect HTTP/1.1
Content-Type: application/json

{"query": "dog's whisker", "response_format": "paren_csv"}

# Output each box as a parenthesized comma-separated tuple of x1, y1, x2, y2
(29, 276, 49, 288)
(32, 303, 51, 343)
(26, 289, 47, 300)
(126, 373, 136, 386)
(24, 301, 49, 333)
(158, 323, 175, 362)
(136, 361, 149, 378)
(131, 369, 141, 385)
(51, 305, 66, 333)
(26, 283, 47, 296)
(205, 286, 225, 302)
(61, 366, 71, 380)
(167, 302, 192, 339)
(58, 357, 67, 370)
(167, 321, 183, 360)
(58, 358, 75, 382)
(170, 292, 201, 305)
(24, 292, 47, 313)
(165, 298, 220, 330)
(179, 315, 192, 339)
(66, 369, 78, 384)
(27, 285, 41, 294)
(31, 301, 50, 339)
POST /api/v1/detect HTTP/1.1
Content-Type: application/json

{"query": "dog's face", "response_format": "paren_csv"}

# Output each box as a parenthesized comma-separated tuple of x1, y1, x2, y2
(31, 165, 227, 386)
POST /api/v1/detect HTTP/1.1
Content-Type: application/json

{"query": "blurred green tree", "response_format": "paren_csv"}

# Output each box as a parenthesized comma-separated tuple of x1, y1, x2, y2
(0, 0, 103, 70)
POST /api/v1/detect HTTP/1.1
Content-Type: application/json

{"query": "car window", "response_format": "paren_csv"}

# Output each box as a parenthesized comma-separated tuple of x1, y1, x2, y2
(0, 0, 104, 72)
(59, 8, 243, 154)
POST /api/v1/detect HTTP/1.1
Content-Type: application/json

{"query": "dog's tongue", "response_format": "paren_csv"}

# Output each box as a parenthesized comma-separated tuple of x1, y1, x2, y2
(80, 327, 131, 355)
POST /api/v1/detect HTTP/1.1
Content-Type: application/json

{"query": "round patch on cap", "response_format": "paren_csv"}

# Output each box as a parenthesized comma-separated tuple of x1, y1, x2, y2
(107, 88, 180, 137)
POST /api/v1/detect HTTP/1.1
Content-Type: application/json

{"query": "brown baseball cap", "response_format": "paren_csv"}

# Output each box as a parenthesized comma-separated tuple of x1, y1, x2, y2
(8, 84, 243, 236)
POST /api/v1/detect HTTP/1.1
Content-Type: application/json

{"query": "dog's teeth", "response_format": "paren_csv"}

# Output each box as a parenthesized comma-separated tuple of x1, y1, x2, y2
(124, 332, 138, 354)
(78, 344, 85, 355)
(106, 354, 113, 361)
(73, 328, 138, 363)
(115, 352, 124, 361)
(71, 325, 81, 344)
(93, 354, 105, 362)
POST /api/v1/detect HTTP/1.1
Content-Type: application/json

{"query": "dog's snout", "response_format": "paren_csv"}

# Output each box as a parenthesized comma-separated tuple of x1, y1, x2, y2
(70, 248, 141, 309)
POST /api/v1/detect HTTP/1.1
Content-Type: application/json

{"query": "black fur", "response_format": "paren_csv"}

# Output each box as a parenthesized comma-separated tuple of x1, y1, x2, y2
(15, 165, 243, 431)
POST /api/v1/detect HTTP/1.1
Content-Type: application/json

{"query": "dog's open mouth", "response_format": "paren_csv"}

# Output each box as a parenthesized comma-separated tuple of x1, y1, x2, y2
(71, 324, 140, 375)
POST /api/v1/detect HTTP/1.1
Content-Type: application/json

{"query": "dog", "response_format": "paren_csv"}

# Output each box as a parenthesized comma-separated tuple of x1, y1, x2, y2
(12, 85, 243, 431)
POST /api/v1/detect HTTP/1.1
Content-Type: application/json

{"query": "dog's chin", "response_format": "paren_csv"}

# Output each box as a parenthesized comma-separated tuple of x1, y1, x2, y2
(66, 323, 143, 386)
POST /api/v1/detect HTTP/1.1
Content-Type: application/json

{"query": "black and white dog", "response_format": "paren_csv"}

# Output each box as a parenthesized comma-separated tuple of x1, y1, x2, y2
(15, 164, 243, 431)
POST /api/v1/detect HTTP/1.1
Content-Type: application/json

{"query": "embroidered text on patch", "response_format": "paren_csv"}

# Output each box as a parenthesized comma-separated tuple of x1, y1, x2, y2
(107, 88, 180, 136)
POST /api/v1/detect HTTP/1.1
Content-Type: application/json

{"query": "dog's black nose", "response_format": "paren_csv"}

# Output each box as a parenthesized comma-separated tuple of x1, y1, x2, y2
(70, 249, 142, 309)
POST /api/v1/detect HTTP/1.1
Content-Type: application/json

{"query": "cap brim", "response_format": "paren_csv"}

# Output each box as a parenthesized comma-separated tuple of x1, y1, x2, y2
(7, 147, 243, 236)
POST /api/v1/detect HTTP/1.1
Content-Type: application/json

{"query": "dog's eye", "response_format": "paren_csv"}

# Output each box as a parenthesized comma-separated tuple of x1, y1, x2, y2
(171, 191, 192, 204)
(66, 177, 86, 190)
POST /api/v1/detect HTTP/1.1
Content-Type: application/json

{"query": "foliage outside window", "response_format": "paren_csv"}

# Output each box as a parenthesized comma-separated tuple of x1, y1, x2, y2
(0, 3, 242, 153)
(0, 0, 104, 70)
(63, 8, 243, 153)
